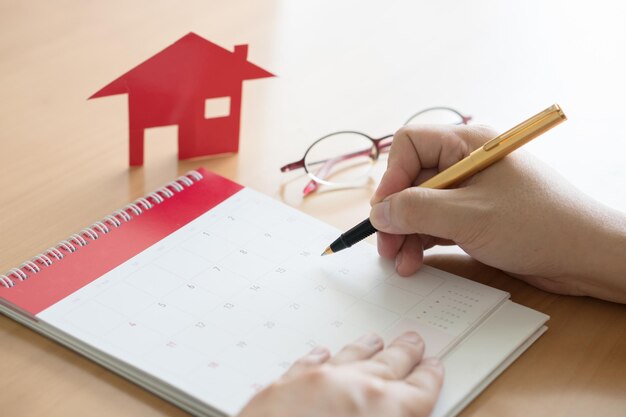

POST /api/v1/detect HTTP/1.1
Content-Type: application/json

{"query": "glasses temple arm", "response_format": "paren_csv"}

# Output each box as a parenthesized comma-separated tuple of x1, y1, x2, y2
(280, 159, 306, 172)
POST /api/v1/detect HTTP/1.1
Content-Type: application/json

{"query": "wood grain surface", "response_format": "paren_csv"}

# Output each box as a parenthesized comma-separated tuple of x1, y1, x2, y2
(1, 1, 625, 416)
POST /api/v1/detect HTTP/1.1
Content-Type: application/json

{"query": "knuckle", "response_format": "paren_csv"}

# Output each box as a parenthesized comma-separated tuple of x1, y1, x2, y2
(347, 342, 376, 357)
(303, 365, 334, 385)
(293, 355, 317, 367)
(383, 364, 403, 380)
(342, 345, 365, 360)
(344, 335, 383, 354)
(391, 188, 431, 233)
(370, 362, 398, 380)
(438, 127, 464, 146)
(362, 378, 387, 399)
(463, 124, 499, 146)
(393, 125, 413, 140)
(389, 126, 415, 155)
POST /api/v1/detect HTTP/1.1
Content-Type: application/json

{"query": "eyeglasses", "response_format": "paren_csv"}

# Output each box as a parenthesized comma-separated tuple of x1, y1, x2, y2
(280, 107, 472, 196)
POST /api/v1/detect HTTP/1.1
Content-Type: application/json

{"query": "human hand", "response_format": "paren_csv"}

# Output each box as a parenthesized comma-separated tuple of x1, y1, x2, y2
(237, 332, 443, 417)
(370, 124, 626, 303)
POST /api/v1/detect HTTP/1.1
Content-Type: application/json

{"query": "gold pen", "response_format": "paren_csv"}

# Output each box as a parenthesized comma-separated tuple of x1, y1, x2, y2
(322, 104, 567, 256)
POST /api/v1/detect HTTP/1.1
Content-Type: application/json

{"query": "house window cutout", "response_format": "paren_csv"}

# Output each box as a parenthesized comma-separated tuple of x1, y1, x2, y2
(204, 96, 231, 119)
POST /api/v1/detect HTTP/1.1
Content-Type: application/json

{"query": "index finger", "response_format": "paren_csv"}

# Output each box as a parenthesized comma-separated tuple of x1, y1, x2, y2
(371, 125, 488, 204)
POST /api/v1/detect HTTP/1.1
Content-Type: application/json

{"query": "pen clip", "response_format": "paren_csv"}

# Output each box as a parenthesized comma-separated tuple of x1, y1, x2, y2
(482, 104, 566, 152)
(482, 135, 510, 151)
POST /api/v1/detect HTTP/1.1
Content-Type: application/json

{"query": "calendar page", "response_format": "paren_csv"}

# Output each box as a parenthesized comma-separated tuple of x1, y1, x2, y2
(38, 188, 508, 415)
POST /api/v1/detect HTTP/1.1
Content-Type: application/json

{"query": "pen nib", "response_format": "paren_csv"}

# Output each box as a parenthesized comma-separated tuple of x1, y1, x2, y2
(321, 247, 333, 256)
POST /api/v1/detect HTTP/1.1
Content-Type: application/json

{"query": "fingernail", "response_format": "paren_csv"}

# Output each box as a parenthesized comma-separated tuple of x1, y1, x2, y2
(357, 333, 383, 347)
(370, 200, 390, 229)
(309, 345, 328, 356)
(399, 331, 421, 344)
(304, 346, 330, 364)
(395, 252, 404, 270)
(421, 357, 444, 371)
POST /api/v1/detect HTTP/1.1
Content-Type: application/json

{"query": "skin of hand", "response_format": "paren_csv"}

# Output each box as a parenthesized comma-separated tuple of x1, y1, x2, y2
(370, 124, 626, 304)
(237, 331, 443, 417)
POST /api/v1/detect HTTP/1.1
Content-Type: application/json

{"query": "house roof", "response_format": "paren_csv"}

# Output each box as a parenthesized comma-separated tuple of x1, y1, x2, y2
(90, 32, 274, 99)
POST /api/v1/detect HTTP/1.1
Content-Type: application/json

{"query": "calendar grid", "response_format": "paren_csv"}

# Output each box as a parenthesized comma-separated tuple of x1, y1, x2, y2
(39, 188, 509, 416)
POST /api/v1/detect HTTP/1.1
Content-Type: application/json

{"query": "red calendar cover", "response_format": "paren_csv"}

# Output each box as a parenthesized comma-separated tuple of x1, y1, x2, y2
(0, 169, 242, 316)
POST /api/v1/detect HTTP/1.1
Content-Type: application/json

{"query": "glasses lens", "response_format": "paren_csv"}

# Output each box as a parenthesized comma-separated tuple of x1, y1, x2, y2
(304, 132, 376, 185)
(405, 107, 465, 125)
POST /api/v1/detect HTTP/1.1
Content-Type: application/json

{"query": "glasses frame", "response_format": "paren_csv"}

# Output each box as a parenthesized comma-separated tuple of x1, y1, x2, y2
(280, 107, 472, 196)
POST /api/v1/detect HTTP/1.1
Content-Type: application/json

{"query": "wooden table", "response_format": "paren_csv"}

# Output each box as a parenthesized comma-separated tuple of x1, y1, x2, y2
(1, 1, 625, 416)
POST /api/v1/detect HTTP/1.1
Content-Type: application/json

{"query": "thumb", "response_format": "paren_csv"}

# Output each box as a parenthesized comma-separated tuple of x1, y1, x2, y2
(370, 187, 472, 241)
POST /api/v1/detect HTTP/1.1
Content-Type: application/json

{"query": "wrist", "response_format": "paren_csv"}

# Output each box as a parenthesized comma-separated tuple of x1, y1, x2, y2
(569, 203, 626, 304)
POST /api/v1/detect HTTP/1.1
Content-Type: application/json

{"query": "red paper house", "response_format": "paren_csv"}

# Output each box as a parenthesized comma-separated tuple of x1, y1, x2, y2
(90, 32, 274, 166)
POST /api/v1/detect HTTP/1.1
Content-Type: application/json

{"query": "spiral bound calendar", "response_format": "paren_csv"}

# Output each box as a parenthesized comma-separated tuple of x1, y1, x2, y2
(0, 168, 549, 417)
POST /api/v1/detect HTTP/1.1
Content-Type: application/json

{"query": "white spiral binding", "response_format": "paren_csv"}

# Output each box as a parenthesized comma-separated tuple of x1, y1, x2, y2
(46, 247, 64, 260)
(80, 228, 99, 241)
(168, 181, 184, 192)
(0, 170, 204, 289)
(104, 215, 122, 228)
(34, 254, 53, 266)
(0, 275, 13, 288)
(157, 186, 175, 198)
(113, 209, 132, 223)
(135, 198, 152, 210)
(125, 203, 142, 216)
(9, 268, 28, 281)
(92, 222, 110, 235)
(58, 240, 77, 253)
(70, 234, 88, 247)
(147, 192, 164, 204)
(20, 261, 41, 274)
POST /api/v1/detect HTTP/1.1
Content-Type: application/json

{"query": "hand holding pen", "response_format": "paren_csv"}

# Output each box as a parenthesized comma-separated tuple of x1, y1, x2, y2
(323, 105, 566, 257)
(317, 105, 626, 303)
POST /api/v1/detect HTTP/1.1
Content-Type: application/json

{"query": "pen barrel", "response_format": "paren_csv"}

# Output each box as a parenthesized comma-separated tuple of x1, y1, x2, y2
(420, 104, 567, 189)
(344, 218, 376, 242)
(332, 218, 376, 252)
